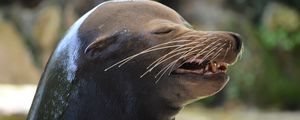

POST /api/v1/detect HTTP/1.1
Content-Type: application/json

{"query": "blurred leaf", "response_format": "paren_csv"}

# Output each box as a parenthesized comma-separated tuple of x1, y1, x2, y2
(258, 26, 300, 51)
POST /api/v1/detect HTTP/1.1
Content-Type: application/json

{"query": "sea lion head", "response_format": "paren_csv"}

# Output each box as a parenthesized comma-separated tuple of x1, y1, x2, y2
(71, 0, 242, 119)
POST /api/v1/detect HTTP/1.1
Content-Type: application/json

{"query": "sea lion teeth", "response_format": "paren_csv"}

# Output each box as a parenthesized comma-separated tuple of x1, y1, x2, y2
(211, 62, 217, 73)
(205, 64, 209, 71)
(213, 63, 217, 66)
(218, 63, 228, 71)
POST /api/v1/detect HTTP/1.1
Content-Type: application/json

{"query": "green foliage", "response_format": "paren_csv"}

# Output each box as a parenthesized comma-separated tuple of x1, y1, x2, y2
(254, 53, 300, 110)
(259, 26, 300, 51)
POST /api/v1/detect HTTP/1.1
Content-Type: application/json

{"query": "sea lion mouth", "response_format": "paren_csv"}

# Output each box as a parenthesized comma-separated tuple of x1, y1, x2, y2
(171, 59, 229, 76)
(102, 30, 242, 82)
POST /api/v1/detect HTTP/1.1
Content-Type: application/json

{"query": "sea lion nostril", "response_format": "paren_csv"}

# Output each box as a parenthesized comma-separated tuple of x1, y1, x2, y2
(230, 33, 242, 52)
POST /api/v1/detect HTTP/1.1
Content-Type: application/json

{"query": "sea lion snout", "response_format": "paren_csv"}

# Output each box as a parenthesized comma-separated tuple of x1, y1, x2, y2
(230, 33, 243, 52)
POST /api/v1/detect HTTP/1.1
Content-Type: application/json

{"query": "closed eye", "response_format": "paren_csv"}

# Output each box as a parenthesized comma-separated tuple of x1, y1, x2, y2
(152, 28, 174, 35)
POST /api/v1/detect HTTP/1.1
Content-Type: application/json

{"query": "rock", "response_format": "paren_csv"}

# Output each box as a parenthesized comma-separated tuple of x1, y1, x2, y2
(32, 4, 62, 66)
(0, 19, 40, 84)
(63, 3, 79, 28)
(9, 5, 37, 40)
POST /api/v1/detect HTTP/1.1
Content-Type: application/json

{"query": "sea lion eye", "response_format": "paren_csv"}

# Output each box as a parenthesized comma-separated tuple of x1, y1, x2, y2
(152, 28, 174, 35)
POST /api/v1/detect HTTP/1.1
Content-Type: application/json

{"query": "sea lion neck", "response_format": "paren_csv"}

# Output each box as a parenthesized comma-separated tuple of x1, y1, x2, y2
(64, 61, 182, 120)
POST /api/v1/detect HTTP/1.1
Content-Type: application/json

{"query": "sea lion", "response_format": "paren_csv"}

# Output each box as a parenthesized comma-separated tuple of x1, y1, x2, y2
(27, 0, 243, 120)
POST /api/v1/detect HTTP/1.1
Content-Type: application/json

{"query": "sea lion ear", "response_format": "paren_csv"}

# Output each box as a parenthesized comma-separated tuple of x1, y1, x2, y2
(84, 35, 110, 58)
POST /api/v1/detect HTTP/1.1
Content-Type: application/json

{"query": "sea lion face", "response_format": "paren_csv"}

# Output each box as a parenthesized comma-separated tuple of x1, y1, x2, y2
(83, 1, 242, 107)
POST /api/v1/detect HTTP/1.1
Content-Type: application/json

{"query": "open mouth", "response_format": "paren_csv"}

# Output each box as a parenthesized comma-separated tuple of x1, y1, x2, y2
(171, 59, 229, 76)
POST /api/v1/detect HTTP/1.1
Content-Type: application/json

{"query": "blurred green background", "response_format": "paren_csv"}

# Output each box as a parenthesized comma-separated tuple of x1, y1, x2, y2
(0, 0, 300, 120)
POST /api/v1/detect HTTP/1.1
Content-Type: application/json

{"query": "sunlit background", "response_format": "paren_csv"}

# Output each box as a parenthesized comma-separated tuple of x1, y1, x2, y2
(0, 0, 300, 120)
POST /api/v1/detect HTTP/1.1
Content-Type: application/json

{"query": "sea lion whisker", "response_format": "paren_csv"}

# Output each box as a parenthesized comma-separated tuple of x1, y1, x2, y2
(190, 40, 218, 57)
(170, 49, 205, 71)
(170, 39, 221, 70)
(142, 38, 201, 54)
(155, 62, 172, 78)
(105, 56, 135, 71)
(154, 60, 178, 83)
(142, 39, 192, 51)
(133, 40, 192, 56)
(202, 44, 226, 69)
(172, 34, 217, 46)
(198, 43, 225, 62)
(162, 48, 205, 73)
(107, 36, 211, 71)
(189, 39, 221, 62)
(167, 60, 179, 75)
(169, 50, 204, 72)
(152, 35, 213, 67)
(148, 48, 195, 71)
(181, 38, 212, 55)
(141, 45, 183, 54)
(105, 40, 191, 71)
(144, 47, 203, 78)
(175, 37, 212, 57)
(142, 47, 193, 76)
(175, 47, 205, 64)
(207, 43, 226, 62)
(173, 49, 209, 70)
(146, 41, 202, 69)
(223, 44, 229, 61)
(159, 38, 212, 69)
(211, 47, 224, 61)
(146, 43, 205, 72)
(141, 50, 191, 78)
(146, 46, 193, 70)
